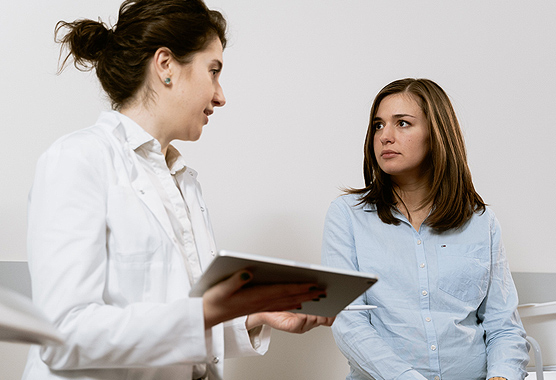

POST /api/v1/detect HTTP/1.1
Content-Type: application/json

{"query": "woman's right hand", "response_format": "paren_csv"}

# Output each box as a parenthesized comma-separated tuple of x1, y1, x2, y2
(202, 270, 326, 329)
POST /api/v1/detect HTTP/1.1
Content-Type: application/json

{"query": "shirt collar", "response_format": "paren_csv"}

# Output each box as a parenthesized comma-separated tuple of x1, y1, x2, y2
(166, 145, 190, 176)
(363, 203, 377, 212)
(106, 110, 194, 176)
(110, 111, 158, 151)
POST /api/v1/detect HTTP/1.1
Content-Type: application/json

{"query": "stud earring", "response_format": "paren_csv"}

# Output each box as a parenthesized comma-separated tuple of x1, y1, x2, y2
(164, 77, 171, 85)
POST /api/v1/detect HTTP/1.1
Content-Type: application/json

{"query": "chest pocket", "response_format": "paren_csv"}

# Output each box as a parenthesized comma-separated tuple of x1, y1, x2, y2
(437, 243, 490, 303)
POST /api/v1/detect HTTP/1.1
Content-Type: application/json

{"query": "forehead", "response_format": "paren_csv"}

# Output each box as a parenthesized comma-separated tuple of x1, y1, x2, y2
(377, 93, 423, 115)
(193, 37, 224, 63)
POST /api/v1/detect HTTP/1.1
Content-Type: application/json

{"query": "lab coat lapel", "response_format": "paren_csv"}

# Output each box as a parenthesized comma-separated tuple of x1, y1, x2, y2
(130, 164, 177, 243)
(110, 120, 177, 245)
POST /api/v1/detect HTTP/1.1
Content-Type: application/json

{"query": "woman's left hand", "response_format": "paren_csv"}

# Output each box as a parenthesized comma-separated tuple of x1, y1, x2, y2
(246, 312, 335, 334)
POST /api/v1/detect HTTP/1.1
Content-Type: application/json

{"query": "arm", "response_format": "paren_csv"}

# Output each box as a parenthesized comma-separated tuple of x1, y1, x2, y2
(478, 211, 529, 380)
(321, 201, 426, 380)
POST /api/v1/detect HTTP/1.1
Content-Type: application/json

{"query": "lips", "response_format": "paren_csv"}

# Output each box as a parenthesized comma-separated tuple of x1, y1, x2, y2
(203, 109, 213, 124)
(380, 150, 399, 158)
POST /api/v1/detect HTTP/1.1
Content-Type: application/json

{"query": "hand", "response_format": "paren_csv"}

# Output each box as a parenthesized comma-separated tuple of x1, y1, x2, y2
(202, 270, 327, 329)
(246, 311, 335, 334)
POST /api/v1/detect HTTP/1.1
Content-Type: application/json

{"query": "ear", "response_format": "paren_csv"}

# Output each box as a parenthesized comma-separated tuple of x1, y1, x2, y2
(152, 47, 174, 85)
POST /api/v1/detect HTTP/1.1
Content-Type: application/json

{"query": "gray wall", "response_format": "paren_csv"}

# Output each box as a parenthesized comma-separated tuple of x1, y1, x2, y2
(1, 0, 555, 379)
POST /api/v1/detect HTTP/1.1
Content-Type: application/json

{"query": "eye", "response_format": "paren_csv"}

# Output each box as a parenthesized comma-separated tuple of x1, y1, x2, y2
(398, 120, 410, 127)
(374, 122, 384, 131)
(210, 68, 220, 77)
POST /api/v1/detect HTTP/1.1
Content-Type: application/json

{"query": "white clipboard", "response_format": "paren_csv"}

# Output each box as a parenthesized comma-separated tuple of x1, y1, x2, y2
(189, 250, 377, 317)
(0, 286, 64, 345)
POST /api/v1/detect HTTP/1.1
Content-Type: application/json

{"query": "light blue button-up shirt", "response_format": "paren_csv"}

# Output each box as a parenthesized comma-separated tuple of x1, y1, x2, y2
(321, 194, 529, 380)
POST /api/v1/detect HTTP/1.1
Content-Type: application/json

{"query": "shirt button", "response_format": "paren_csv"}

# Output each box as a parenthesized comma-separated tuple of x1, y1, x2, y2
(426, 317, 431, 322)
(422, 290, 428, 296)
(417, 240, 422, 245)
(200, 207, 205, 212)
(431, 345, 437, 351)
(213, 356, 220, 364)
(419, 263, 425, 268)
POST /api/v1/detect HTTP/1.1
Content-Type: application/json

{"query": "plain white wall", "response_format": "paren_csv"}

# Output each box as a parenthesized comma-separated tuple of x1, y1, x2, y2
(1, 1, 555, 379)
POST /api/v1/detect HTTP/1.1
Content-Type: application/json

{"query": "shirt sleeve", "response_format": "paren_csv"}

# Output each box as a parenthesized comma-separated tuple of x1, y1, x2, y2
(321, 200, 427, 380)
(223, 317, 271, 358)
(478, 211, 530, 380)
(28, 134, 209, 370)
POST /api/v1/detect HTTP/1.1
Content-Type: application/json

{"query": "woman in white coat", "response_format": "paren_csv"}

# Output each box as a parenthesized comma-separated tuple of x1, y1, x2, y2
(23, 1, 333, 379)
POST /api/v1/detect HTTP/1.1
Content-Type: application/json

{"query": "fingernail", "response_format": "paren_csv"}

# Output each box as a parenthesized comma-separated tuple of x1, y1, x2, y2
(296, 306, 302, 310)
(318, 294, 326, 298)
(312, 298, 320, 302)
(240, 272, 251, 281)
(309, 286, 318, 291)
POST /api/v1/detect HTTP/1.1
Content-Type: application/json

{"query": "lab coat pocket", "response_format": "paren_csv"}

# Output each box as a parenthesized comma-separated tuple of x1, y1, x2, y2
(106, 185, 164, 302)
(437, 244, 490, 303)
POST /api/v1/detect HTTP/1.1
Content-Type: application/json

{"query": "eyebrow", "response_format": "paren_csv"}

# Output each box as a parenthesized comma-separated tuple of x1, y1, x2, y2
(373, 114, 416, 121)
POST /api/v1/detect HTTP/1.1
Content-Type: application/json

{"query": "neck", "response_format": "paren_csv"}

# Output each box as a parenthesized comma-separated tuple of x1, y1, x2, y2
(391, 175, 432, 231)
(120, 103, 170, 156)
(392, 176, 430, 210)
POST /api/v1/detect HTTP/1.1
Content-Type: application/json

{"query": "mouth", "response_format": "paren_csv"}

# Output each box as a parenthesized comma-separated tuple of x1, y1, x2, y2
(380, 150, 399, 158)
(203, 109, 213, 124)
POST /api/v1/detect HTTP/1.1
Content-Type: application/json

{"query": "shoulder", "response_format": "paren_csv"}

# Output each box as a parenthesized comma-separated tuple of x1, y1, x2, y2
(331, 193, 363, 208)
(34, 114, 124, 185)
(457, 206, 500, 239)
(329, 193, 374, 213)
(470, 206, 497, 225)
(40, 113, 120, 163)
(326, 194, 375, 223)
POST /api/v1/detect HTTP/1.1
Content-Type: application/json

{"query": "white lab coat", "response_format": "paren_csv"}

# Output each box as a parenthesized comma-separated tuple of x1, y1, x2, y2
(23, 111, 270, 379)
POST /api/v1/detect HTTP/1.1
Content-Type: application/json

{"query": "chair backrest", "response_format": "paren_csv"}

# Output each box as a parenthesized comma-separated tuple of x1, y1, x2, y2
(513, 271, 556, 371)
(512, 272, 556, 305)
(0, 261, 31, 298)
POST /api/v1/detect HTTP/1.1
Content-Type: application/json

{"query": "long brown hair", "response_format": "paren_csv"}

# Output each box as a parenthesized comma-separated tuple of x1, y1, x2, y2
(55, 0, 227, 110)
(347, 78, 485, 231)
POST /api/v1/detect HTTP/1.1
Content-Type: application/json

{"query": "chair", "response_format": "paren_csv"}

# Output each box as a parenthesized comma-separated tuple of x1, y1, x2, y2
(513, 272, 556, 380)
(0, 261, 32, 298)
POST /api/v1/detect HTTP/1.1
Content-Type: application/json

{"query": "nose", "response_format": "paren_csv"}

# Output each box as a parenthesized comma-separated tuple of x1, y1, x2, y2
(379, 124, 394, 144)
(212, 83, 226, 107)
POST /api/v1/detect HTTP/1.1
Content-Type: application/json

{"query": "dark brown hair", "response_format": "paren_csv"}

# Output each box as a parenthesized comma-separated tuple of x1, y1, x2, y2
(55, 0, 227, 110)
(347, 78, 486, 231)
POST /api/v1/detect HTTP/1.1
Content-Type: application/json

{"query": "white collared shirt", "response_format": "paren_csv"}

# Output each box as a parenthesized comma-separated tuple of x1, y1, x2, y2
(128, 123, 203, 285)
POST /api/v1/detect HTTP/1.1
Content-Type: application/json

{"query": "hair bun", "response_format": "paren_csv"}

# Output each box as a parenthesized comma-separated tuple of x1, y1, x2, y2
(56, 18, 113, 69)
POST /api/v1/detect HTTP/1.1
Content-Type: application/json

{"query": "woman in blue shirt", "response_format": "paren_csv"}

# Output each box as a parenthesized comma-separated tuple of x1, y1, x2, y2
(322, 78, 529, 380)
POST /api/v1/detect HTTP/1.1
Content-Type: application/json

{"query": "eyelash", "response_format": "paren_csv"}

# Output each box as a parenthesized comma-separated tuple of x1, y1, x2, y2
(210, 69, 220, 77)
(374, 120, 410, 130)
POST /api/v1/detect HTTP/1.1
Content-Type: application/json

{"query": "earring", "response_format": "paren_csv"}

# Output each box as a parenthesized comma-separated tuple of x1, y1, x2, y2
(164, 77, 171, 85)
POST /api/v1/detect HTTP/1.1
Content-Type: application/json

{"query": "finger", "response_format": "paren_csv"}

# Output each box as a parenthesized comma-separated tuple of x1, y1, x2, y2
(241, 283, 326, 304)
(210, 270, 253, 298)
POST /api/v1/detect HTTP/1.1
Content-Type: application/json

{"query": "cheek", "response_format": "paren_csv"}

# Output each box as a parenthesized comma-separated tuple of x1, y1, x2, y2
(373, 135, 381, 154)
